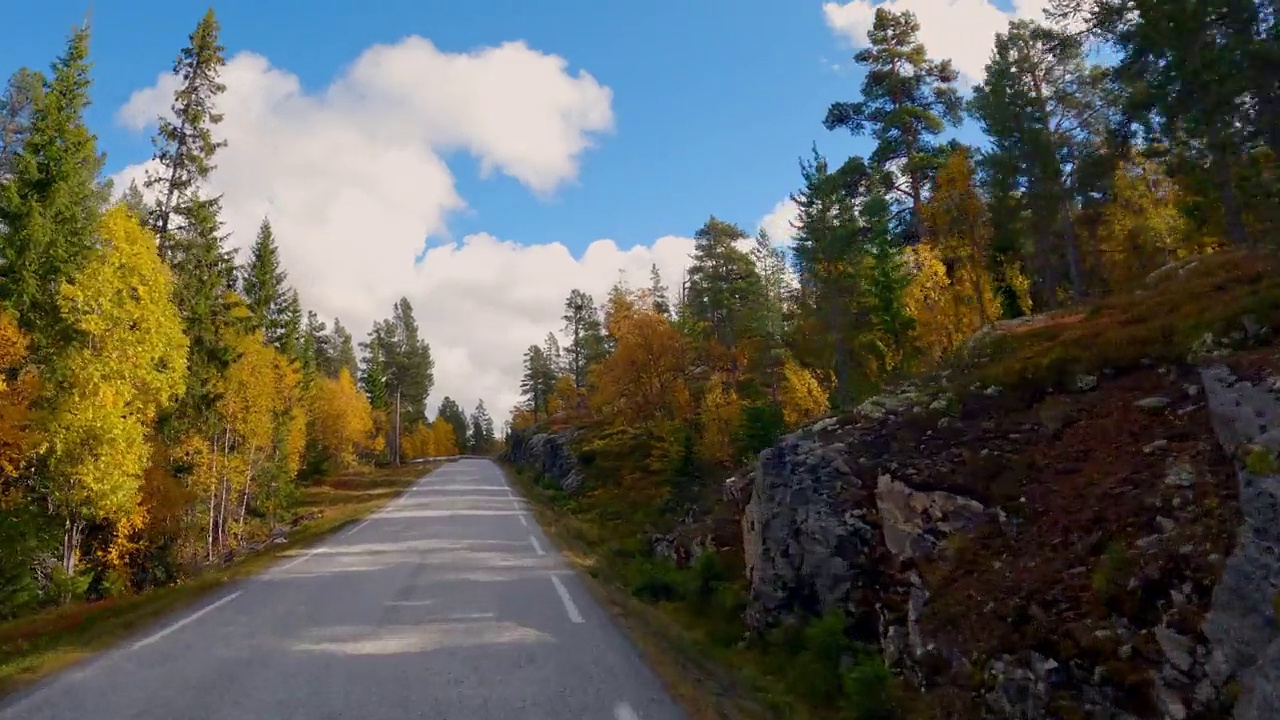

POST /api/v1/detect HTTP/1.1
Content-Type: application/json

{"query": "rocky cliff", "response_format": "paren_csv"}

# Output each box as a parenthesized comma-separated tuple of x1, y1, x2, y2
(501, 427, 585, 493)
(737, 335, 1280, 718)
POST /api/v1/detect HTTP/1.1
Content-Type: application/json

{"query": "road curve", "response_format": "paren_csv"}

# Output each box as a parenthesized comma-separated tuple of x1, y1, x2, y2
(0, 459, 685, 720)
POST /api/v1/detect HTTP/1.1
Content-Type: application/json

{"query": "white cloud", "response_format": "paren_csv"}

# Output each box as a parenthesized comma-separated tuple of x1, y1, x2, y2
(758, 198, 800, 245)
(113, 37, 657, 420)
(822, 0, 1051, 82)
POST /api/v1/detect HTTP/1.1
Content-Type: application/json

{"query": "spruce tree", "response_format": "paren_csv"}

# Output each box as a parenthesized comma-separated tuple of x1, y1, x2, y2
(0, 25, 106, 358)
(242, 218, 288, 344)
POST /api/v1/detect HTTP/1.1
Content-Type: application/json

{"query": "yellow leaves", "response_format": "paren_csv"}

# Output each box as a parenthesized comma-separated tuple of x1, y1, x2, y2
(0, 310, 41, 487)
(310, 367, 376, 470)
(589, 306, 691, 428)
(697, 373, 741, 467)
(1093, 159, 1203, 291)
(400, 422, 435, 460)
(45, 207, 188, 526)
(509, 405, 536, 431)
(778, 358, 830, 426)
(431, 417, 458, 456)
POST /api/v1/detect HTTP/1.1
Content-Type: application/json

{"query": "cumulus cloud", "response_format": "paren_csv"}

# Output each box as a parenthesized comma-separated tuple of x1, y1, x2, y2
(758, 198, 800, 245)
(114, 37, 682, 420)
(822, 0, 1051, 82)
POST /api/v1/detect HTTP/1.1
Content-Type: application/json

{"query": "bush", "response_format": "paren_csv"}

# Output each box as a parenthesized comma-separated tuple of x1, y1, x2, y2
(627, 558, 685, 603)
(736, 402, 786, 461)
(842, 650, 897, 720)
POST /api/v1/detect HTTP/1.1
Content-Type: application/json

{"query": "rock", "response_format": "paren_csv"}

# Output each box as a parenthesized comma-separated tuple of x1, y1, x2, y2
(1164, 461, 1196, 488)
(1200, 365, 1280, 720)
(1145, 439, 1171, 454)
(875, 474, 988, 561)
(1242, 314, 1267, 340)
(1157, 686, 1189, 720)
(1155, 626, 1195, 673)
(1156, 516, 1177, 534)
(742, 429, 878, 629)
(502, 427, 585, 493)
(1075, 373, 1099, 392)
(1136, 396, 1172, 410)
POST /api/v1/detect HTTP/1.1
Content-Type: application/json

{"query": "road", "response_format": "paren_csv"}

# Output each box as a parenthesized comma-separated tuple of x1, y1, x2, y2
(0, 459, 685, 720)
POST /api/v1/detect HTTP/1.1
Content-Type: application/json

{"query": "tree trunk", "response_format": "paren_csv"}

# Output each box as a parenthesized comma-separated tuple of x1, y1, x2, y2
(61, 517, 83, 578)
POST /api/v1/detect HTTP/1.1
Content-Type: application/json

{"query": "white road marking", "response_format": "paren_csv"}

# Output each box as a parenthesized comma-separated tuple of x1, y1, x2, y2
(528, 535, 546, 556)
(344, 517, 373, 536)
(614, 701, 640, 720)
(550, 575, 585, 623)
(132, 591, 242, 650)
(276, 547, 321, 572)
(519, 514, 529, 528)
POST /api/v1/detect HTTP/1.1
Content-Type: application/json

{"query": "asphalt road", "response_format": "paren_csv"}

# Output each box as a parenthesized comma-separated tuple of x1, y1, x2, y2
(0, 459, 685, 720)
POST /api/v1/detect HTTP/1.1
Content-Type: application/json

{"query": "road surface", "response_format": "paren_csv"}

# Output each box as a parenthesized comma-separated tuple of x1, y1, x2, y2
(0, 459, 685, 720)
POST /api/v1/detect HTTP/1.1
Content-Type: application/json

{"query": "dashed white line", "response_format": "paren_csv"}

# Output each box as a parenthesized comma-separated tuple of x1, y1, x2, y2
(528, 535, 546, 556)
(550, 575, 584, 623)
(614, 701, 640, 720)
(518, 514, 529, 528)
(132, 591, 242, 649)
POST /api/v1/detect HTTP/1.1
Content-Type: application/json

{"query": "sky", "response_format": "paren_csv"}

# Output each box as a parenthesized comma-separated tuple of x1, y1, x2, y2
(1, 0, 1051, 421)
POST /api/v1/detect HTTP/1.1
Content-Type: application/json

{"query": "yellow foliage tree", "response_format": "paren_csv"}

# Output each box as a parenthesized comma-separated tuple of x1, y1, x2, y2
(431, 416, 458, 456)
(44, 207, 189, 574)
(1094, 159, 1202, 290)
(310, 367, 377, 471)
(698, 373, 741, 467)
(509, 405, 536, 431)
(589, 306, 691, 428)
(778, 358, 830, 427)
(0, 310, 41, 502)
(400, 422, 435, 460)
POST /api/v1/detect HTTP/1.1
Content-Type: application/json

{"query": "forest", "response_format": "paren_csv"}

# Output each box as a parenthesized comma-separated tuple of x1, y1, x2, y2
(0, 11, 498, 621)
(509, 1, 1276, 474)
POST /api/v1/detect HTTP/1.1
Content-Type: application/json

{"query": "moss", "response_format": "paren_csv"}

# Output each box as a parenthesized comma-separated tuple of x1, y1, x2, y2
(1244, 445, 1279, 475)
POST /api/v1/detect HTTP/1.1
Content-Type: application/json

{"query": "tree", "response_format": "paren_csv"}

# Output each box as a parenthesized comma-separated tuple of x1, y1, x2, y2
(0, 67, 44, 181)
(520, 346, 558, 421)
(698, 373, 741, 467)
(303, 311, 330, 378)
(0, 25, 106, 358)
(824, 7, 962, 241)
(649, 264, 671, 317)
(436, 397, 469, 453)
(543, 332, 564, 378)
(684, 217, 766, 364)
(469, 400, 496, 454)
(430, 416, 458, 456)
(43, 207, 188, 575)
(330, 319, 359, 380)
(242, 218, 291, 349)
(143, 9, 236, 434)
(0, 310, 40, 488)
(588, 300, 691, 429)
(561, 289, 606, 389)
(310, 368, 376, 470)
(969, 20, 1109, 305)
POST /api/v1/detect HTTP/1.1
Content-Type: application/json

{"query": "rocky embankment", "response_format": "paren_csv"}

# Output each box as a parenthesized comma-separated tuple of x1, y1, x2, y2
(501, 427, 585, 493)
(734, 339, 1279, 719)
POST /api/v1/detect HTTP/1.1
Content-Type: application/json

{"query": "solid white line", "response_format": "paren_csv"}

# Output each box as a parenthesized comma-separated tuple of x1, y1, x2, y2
(528, 535, 546, 556)
(276, 547, 321, 572)
(344, 517, 373, 536)
(519, 515, 529, 528)
(550, 575, 584, 623)
(132, 591, 242, 649)
(614, 701, 640, 720)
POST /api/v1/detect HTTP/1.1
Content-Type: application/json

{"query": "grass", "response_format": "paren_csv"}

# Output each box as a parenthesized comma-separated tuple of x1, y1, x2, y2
(0, 461, 441, 699)
(502, 461, 837, 720)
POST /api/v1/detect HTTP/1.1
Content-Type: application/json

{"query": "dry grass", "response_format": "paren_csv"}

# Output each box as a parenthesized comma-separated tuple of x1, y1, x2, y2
(0, 462, 440, 699)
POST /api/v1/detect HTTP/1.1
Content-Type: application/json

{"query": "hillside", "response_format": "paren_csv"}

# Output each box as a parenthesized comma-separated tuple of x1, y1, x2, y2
(504, 251, 1280, 719)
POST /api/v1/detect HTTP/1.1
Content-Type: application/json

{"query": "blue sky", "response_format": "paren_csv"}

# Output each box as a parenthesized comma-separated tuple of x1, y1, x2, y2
(1, 0, 999, 253)
(0, 1, 1030, 414)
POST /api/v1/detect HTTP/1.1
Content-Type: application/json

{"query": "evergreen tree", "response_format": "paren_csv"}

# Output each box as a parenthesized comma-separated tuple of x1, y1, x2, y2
(242, 218, 289, 347)
(436, 397, 469, 453)
(520, 345, 558, 420)
(824, 8, 962, 241)
(0, 25, 106, 358)
(331, 318, 359, 380)
(303, 311, 329, 377)
(0, 67, 44, 182)
(684, 216, 766, 361)
(389, 298, 433, 424)
(469, 400, 495, 453)
(648, 263, 671, 317)
(143, 9, 236, 432)
(561, 289, 605, 389)
(276, 288, 304, 361)
(119, 179, 150, 223)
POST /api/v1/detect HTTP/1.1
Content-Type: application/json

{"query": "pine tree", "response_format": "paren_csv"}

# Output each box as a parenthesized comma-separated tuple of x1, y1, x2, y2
(0, 25, 106, 358)
(824, 8, 961, 241)
(469, 400, 495, 453)
(561, 289, 605, 389)
(520, 346, 558, 420)
(684, 217, 766, 362)
(648, 263, 670, 316)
